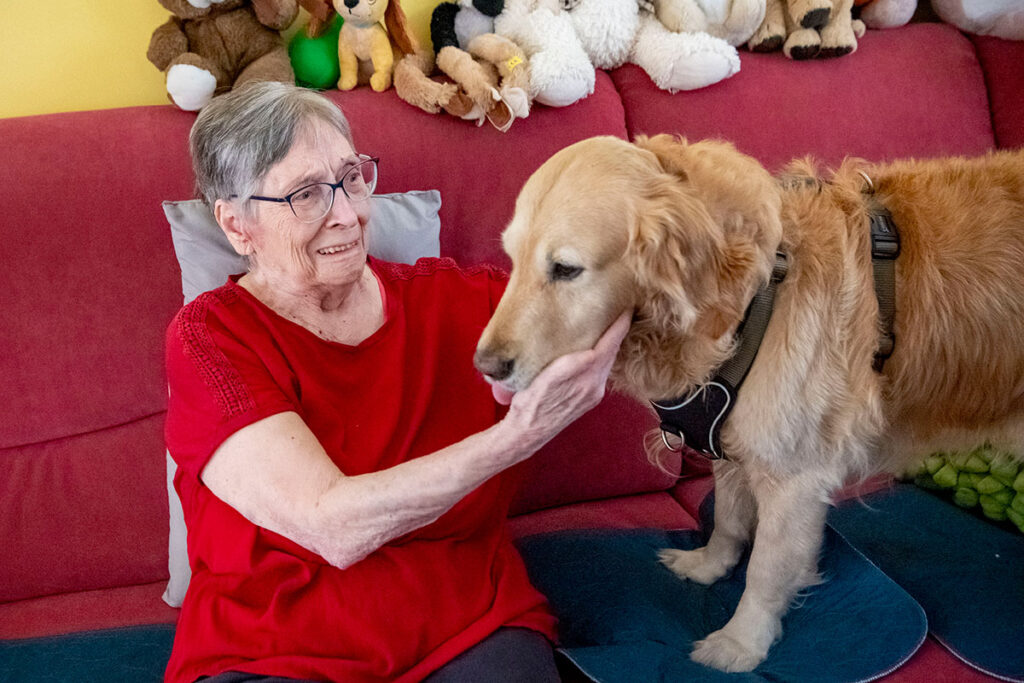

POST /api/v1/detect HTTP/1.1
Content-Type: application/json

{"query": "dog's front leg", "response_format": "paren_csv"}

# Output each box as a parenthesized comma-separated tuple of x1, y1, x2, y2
(690, 472, 827, 672)
(659, 461, 755, 584)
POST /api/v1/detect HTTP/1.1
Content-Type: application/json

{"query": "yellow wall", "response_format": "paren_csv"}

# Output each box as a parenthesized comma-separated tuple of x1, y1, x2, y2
(0, 0, 441, 119)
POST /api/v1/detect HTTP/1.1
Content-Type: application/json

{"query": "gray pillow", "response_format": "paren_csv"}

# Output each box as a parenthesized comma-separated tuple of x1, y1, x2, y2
(161, 190, 442, 608)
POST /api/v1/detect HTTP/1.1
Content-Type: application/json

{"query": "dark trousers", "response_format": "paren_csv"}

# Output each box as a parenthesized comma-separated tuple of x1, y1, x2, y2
(198, 627, 562, 682)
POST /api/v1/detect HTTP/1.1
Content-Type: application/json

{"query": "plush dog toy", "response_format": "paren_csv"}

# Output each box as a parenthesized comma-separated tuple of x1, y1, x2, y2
(430, 0, 532, 131)
(148, 0, 298, 111)
(748, 0, 865, 59)
(332, 0, 416, 91)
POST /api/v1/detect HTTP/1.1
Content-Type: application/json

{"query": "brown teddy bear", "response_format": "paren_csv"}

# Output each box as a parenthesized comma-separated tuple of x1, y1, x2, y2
(148, 0, 298, 111)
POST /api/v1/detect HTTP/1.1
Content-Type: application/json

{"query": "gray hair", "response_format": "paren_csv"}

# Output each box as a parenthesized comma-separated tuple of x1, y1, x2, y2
(189, 82, 356, 207)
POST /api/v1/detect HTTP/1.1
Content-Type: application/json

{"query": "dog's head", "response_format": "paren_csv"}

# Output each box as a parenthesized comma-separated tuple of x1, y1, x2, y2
(475, 135, 782, 399)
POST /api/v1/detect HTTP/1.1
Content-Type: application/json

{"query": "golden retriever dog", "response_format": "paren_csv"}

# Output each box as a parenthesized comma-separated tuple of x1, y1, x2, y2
(474, 135, 1024, 672)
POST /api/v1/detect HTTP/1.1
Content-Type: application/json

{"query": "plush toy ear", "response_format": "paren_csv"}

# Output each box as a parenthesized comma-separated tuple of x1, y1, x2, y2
(297, 0, 335, 36)
(385, 0, 420, 56)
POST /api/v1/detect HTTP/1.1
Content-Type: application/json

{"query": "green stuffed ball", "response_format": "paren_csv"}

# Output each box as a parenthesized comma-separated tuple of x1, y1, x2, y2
(289, 15, 344, 90)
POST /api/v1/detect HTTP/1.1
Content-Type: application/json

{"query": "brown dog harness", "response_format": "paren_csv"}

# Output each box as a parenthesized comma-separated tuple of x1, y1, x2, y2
(652, 174, 900, 460)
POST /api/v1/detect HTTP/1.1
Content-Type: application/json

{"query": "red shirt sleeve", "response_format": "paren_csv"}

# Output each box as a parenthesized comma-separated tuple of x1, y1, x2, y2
(164, 288, 297, 483)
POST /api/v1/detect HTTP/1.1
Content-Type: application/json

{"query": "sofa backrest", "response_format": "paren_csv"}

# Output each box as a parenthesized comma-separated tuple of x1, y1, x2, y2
(613, 24, 995, 170)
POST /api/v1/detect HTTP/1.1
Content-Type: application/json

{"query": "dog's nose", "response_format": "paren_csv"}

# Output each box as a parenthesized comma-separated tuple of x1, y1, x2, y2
(474, 349, 515, 382)
(343, 0, 359, 8)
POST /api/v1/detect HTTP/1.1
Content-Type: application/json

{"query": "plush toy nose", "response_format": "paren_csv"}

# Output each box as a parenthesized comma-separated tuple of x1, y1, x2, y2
(343, 0, 359, 8)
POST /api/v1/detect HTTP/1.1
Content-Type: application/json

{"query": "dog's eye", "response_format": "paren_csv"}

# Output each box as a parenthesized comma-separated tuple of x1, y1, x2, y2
(550, 262, 584, 282)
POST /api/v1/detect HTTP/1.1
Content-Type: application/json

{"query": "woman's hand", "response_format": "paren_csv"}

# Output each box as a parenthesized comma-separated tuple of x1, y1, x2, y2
(498, 310, 632, 455)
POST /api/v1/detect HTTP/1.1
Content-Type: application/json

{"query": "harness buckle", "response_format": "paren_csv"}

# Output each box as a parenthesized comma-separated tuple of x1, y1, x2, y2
(870, 211, 901, 259)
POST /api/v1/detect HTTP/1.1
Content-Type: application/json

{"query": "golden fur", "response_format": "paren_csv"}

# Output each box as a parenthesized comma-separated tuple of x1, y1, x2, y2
(475, 135, 1024, 672)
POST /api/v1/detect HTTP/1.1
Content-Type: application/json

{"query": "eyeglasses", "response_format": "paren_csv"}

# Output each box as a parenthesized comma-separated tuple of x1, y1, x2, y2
(247, 155, 379, 223)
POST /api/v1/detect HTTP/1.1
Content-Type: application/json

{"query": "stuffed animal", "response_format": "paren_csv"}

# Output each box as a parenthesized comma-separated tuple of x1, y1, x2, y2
(652, 0, 766, 46)
(493, 0, 743, 108)
(748, 0, 865, 59)
(330, 0, 417, 91)
(148, 0, 298, 111)
(495, 0, 597, 107)
(429, 0, 532, 131)
(852, 0, 916, 29)
(931, 0, 1024, 41)
(496, 0, 745, 107)
(298, 0, 472, 120)
(631, 0, 747, 92)
(289, 14, 344, 89)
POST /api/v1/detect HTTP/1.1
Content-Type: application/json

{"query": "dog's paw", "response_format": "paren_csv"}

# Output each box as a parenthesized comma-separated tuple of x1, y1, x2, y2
(691, 629, 767, 673)
(657, 547, 727, 585)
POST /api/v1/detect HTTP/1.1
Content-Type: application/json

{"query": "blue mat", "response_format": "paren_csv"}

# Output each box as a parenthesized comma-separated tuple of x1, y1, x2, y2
(828, 483, 1024, 682)
(517, 519, 927, 682)
(0, 624, 174, 683)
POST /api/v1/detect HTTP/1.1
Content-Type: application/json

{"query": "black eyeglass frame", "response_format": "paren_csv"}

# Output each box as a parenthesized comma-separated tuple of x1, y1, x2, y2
(242, 155, 380, 222)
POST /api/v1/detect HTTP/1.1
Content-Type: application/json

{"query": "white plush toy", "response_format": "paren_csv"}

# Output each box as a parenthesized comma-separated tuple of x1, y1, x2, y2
(496, 0, 749, 108)
(495, 0, 596, 107)
(631, 2, 744, 93)
(931, 0, 1024, 41)
(654, 0, 766, 46)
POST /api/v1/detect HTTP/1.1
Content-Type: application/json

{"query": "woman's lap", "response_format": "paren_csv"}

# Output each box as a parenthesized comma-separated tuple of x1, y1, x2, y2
(197, 627, 560, 683)
(423, 627, 559, 683)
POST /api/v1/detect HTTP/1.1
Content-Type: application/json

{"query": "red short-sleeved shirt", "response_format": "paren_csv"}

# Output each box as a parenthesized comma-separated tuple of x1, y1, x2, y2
(163, 257, 556, 683)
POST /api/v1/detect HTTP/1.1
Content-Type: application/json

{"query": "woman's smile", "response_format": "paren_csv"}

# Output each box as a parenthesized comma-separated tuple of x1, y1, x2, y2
(316, 238, 361, 256)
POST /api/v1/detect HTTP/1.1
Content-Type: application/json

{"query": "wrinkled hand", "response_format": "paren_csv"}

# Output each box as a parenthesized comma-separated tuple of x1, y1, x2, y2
(501, 311, 631, 452)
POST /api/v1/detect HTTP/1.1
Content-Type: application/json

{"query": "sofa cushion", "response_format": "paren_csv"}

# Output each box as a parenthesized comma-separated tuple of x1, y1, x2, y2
(511, 392, 675, 516)
(0, 107, 196, 604)
(971, 35, 1024, 150)
(0, 416, 169, 602)
(0, 107, 194, 451)
(0, 582, 176, 640)
(612, 23, 994, 169)
(508, 490, 699, 539)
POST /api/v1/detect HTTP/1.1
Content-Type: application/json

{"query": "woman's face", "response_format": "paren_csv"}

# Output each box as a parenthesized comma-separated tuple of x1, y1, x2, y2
(241, 119, 372, 293)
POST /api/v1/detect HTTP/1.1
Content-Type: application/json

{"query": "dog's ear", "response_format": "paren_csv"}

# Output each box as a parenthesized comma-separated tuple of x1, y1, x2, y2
(385, 0, 420, 56)
(634, 134, 691, 183)
(630, 134, 778, 340)
(626, 156, 724, 334)
(702, 237, 762, 339)
(298, 0, 335, 36)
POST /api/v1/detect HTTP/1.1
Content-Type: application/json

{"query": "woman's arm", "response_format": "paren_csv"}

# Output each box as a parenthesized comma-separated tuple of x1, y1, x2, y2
(200, 311, 631, 569)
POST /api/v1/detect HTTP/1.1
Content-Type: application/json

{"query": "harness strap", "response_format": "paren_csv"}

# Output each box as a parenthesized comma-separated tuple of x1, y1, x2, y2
(651, 252, 788, 460)
(862, 176, 900, 371)
(652, 174, 901, 460)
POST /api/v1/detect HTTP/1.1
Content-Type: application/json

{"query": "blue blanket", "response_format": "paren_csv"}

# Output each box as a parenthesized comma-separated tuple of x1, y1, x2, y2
(829, 483, 1024, 682)
(0, 624, 175, 683)
(517, 522, 926, 682)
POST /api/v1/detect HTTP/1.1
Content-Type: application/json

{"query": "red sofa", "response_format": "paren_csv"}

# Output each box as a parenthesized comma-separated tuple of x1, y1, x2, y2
(1, 22, 1021, 681)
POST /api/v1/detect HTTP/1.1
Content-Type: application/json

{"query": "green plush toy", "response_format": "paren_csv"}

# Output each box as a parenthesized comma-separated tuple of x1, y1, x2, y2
(913, 444, 1024, 534)
(289, 14, 343, 89)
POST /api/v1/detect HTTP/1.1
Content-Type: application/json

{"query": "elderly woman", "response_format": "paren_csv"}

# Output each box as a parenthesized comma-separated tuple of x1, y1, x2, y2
(163, 82, 629, 683)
